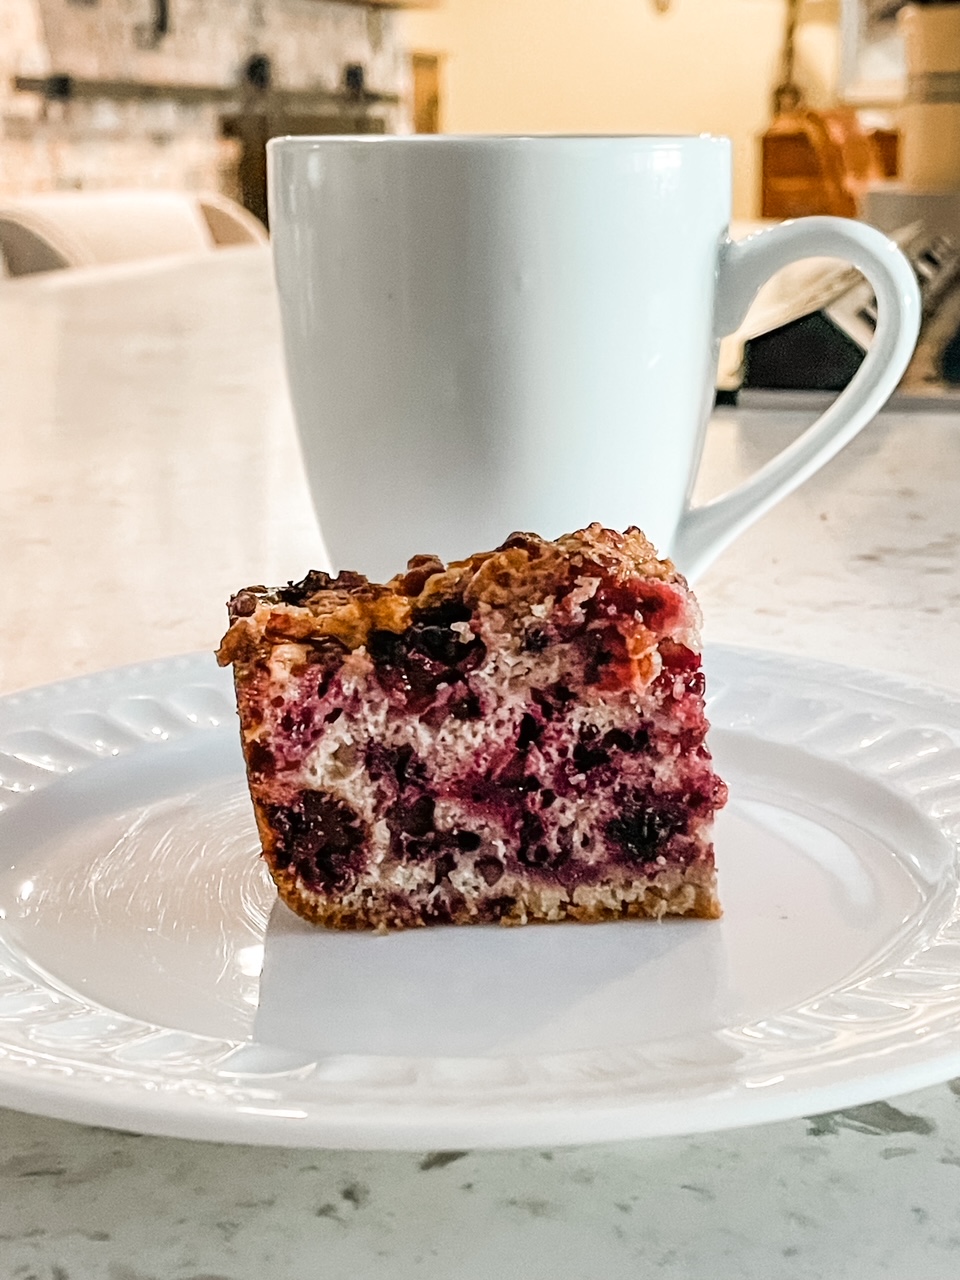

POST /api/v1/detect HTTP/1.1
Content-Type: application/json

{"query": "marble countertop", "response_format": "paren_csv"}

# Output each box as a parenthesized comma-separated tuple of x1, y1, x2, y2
(1, 245, 960, 1279)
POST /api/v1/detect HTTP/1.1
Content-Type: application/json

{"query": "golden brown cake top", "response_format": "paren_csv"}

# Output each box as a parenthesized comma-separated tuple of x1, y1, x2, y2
(216, 523, 679, 667)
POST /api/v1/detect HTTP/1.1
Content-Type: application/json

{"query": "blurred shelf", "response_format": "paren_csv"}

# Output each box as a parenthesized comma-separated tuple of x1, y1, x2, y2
(323, 0, 439, 7)
(14, 76, 399, 107)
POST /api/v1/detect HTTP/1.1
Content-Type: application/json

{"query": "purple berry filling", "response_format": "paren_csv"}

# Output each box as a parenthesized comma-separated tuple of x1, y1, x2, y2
(220, 525, 727, 928)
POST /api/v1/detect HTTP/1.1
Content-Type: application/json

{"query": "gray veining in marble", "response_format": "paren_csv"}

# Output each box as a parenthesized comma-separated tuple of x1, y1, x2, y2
(1, 247, 960, 1278)
(3, 1086, 960, 1279)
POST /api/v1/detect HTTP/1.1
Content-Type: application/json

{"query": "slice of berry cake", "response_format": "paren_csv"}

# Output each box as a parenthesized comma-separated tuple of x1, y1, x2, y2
(216, 525, 726, 930)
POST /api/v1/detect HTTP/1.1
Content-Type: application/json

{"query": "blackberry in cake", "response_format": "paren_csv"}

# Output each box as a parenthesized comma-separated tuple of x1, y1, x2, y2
(216, 525, 726, 930)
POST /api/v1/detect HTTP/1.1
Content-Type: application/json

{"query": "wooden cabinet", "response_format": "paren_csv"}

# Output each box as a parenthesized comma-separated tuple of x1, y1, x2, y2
(761, 110, 899, 220)
(412, 53, 441, 133)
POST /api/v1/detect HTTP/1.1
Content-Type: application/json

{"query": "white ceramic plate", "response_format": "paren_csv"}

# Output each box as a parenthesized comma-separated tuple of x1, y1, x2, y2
(0, 646, 959, 1149)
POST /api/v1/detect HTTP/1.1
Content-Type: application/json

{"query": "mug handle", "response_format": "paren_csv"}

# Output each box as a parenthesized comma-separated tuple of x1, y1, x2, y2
(672, 216, 921, 581)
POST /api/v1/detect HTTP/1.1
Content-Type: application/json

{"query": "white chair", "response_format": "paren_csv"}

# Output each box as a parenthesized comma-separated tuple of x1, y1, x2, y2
(0, 190, 267, 277)
(197, 191, 269, 248)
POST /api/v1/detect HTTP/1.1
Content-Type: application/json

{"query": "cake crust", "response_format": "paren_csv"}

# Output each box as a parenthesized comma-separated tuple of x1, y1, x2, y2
(218, 525, 727, 930)
(217, 525, 675, 666)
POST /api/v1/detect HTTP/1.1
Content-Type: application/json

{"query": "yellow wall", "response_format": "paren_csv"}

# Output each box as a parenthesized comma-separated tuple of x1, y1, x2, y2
(401, 0, 841, 219)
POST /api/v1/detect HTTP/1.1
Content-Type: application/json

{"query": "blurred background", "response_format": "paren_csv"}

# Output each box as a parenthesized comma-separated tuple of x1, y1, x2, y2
(5, 1, 960, 393)
(0, 0, 924, 222)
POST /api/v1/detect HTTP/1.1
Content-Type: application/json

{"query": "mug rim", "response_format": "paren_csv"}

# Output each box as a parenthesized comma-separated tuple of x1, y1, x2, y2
(267, 133, 731, 151)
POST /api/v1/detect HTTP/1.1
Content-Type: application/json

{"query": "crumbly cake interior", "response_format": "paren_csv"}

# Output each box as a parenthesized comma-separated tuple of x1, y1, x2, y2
(217, 524, 727, 930)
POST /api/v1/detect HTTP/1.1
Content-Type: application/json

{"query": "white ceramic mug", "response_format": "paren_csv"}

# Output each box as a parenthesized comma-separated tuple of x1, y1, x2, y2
(268, 135, 920, 581)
